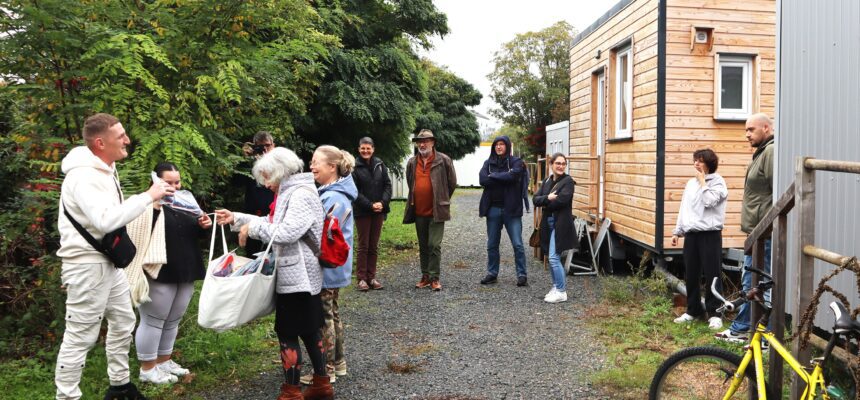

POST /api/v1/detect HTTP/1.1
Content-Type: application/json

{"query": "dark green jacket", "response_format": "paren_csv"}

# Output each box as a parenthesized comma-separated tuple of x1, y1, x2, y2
(741, 137, 774, 233)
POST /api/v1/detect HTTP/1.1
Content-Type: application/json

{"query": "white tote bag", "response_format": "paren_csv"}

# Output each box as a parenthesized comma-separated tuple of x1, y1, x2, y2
(197, 214, 277, 332)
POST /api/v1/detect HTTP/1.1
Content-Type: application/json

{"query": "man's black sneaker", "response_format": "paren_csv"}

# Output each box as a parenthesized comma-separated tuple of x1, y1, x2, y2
(480, 274, 498, 284)
(104, 382, 148, 400)
(517, 276, 528, 287)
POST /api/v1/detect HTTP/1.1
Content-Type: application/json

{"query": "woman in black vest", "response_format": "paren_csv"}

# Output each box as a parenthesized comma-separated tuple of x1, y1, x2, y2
(351, 137, 392, 291)
(533, 153, 576, 303)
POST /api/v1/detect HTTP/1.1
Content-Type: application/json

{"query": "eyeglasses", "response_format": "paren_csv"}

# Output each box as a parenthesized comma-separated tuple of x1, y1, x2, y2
(553, 161, 567, 166)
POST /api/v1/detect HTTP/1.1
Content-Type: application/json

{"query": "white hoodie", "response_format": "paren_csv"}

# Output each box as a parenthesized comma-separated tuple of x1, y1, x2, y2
(56, 146, 153, 264)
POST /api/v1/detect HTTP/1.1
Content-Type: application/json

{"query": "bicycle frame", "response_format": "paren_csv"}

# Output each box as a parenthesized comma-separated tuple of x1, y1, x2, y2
(724, 323, 829, 400)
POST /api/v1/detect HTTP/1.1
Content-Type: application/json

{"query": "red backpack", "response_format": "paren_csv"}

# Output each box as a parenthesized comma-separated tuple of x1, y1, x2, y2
(319, 205, 349, 268)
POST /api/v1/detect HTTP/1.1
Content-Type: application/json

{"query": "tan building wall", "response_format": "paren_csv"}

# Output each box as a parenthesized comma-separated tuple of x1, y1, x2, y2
(569, 0, 776, 251)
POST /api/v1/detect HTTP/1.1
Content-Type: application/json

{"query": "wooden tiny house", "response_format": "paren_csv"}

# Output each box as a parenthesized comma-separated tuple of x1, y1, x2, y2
(568, 0, 776, 256)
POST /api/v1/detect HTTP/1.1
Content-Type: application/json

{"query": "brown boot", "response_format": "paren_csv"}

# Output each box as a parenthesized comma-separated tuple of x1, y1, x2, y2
(302, 375, 334, 400)
(278, 382, 303, 400)
(415, 274, 431, 289)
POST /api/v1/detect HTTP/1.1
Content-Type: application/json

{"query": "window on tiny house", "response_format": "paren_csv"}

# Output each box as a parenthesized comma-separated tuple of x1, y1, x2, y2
(716, 55, 753, 120)
(614, 45, 632, 138)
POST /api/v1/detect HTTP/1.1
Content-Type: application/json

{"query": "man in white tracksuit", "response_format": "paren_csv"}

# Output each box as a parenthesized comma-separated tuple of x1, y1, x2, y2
(55, 113, 172, 400)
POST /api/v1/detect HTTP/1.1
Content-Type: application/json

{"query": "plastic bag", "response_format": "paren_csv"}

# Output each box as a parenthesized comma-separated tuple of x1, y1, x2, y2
(151, 172, 204, 216)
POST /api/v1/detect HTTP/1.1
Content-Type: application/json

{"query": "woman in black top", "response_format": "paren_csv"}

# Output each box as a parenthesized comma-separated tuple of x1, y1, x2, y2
(135, 162, 212, 384)
(532, 153, 576, 304)
(351, 137, 392, 291)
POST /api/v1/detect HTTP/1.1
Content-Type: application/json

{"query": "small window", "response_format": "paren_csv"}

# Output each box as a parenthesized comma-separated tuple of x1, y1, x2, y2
(614, 46, 632, 138)
(716, 56, 752, 120)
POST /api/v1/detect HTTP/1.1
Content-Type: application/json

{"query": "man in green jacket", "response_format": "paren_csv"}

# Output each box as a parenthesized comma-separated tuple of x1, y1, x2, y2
(716, 113, 774, 342)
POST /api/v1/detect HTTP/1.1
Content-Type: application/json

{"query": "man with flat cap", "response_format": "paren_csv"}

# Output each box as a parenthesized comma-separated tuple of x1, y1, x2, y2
(403, 129, 457, 291)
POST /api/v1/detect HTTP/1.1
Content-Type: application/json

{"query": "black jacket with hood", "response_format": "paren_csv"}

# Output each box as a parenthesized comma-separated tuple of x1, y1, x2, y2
(478, 136, 530, 218)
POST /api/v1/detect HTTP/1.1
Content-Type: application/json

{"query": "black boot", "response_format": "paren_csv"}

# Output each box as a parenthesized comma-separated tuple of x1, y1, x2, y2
(104, 382, 148, 400)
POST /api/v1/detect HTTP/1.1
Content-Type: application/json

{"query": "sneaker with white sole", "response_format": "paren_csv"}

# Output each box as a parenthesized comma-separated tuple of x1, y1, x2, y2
(673, 313, 696, 324)
(544, 287, 559, 301)
(158, 359, 190, 376)
(714, 329, 749, 343)
(300, 372, 335, 385)
(333, 360, 347, 376)
(708, 317, 723, 330)
(544, 290, 568, 303)
(140, 366, 178, 385)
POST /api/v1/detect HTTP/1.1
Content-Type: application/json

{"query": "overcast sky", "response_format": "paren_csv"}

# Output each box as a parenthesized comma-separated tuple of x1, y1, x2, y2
(421, 0, 619, 127)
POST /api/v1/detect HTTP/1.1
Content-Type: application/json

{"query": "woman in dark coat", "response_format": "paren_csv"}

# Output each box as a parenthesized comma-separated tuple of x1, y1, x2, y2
(532, 153, 576, 303)
(351, 137, 392, 291)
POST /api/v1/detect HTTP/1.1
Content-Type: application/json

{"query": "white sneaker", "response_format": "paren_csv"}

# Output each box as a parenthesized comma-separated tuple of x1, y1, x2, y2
(157, 359, 190, 376)
(140, 366, 178, 384)
(708, 317, 723, 330)
(714, 329, 749, 343)
(673, 313, 695, 323)
(545, 290, 568, 303)
(544, 287, 558, 301)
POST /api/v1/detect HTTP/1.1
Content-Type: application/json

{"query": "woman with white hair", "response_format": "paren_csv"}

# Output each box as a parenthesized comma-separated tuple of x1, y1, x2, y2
(215, 147, 333, 400)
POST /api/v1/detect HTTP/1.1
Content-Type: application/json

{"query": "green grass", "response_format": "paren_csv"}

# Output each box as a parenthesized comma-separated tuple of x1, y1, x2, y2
(585, 274, 746, 399)
(2, 201, 416, 400)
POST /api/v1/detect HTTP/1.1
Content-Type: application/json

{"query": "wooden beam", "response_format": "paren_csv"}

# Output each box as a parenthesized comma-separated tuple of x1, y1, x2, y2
(744, 182, 795, 253)
(790, 157, 815, 400)
(804, 158, 860, 174)
(802, 245, 852, 267)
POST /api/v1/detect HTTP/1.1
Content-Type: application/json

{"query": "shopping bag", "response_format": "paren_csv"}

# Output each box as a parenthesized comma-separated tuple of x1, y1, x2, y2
(198, 215, 276, 332)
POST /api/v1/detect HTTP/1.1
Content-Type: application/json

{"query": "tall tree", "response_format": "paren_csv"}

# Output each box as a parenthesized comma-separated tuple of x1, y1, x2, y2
(414, 61, 482, 160)
(0, 0, 335, 353)
(488, 21, 576, 155)
(0, 0, 336, 192)
(298, 0, 449, 168)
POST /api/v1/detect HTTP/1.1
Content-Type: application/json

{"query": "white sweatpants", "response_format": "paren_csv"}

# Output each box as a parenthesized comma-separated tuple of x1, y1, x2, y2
(55, 262, 136, 400)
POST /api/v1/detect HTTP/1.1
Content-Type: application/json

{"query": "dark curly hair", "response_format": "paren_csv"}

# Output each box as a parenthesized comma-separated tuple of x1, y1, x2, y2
(693, 149, 718, 173)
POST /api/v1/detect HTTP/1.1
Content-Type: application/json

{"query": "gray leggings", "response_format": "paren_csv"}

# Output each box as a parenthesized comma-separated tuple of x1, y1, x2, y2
(135, 279, 194, 361)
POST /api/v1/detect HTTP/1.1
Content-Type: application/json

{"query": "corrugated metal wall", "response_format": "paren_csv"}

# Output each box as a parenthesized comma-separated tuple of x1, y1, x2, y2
(778, 0, 860, 328)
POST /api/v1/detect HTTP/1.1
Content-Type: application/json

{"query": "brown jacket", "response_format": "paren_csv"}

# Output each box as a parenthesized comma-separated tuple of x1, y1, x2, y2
(403, 150, 457, 223)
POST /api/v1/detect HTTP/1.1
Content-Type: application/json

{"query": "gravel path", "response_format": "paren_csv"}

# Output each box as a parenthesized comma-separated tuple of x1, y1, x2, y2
(203, 190, 608, 399)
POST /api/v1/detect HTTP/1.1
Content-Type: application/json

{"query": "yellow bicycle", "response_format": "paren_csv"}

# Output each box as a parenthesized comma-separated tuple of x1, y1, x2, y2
(649, 266, 859, 400)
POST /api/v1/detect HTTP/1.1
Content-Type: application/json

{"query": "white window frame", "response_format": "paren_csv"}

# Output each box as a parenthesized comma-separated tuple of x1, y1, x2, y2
(614, 45, 633, 138)
(716, 55, 753, 120)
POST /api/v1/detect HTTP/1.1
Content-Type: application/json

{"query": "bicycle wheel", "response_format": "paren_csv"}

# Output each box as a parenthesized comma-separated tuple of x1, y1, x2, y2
(649, 346, 769, 400)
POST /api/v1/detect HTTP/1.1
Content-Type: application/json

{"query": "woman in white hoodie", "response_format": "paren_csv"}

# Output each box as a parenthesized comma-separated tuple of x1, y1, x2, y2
(671, 148, 729, 330)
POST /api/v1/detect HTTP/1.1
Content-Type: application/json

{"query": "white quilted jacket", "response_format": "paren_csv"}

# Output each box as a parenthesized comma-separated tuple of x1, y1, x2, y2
(232, 173, 325, 295)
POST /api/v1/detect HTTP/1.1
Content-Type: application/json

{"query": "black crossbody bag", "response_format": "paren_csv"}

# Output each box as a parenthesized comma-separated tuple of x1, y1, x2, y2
(61, 178, 137, 268)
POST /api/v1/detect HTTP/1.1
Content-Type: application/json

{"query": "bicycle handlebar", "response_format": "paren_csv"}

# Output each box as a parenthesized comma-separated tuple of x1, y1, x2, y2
(744, 265, 773, 281)
(711, 278, 745, 313)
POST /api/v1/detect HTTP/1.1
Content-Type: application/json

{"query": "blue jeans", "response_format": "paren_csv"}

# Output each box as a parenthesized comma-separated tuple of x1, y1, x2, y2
(729, 239, 772, 333)
(547, 216, 566, 291)
(485, 207, 527, 278)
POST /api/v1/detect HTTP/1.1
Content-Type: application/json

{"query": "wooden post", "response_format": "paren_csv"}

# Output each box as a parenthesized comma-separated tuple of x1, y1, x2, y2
(769, 212, 787, 396)
(790, 157, 815, 400)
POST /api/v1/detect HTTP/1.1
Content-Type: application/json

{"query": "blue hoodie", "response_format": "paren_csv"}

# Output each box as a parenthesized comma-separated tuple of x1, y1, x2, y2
(318, 174, 358, 288)
(479, 136, 530, 218)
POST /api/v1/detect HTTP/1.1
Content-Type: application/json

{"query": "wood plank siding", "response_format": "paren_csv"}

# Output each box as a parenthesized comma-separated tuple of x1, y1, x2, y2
(663, 0, 776, 249)
(569, 0, 661, 247)
(569, 0, 775, 252)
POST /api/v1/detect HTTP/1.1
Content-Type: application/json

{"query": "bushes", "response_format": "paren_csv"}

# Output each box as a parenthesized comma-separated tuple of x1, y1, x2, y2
(0, 133, 66, 357)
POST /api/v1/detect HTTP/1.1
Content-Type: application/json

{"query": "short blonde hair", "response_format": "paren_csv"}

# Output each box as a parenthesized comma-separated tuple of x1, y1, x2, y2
(314, 145, 355, 177)
(252, 147, 304, 186)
